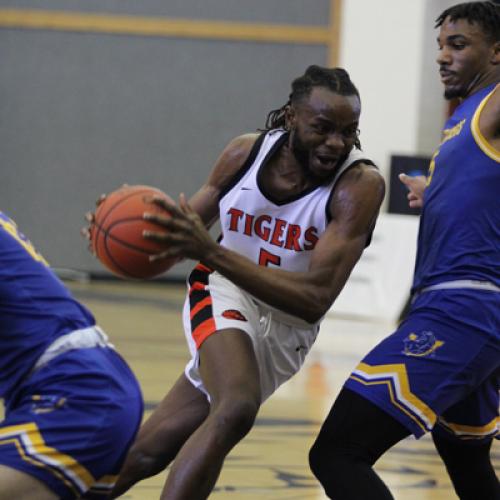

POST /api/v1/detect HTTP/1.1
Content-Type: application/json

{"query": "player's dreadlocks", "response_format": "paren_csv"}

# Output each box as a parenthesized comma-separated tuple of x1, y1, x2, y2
(262, 65, 361, 149)
(435, 1, 500, 42)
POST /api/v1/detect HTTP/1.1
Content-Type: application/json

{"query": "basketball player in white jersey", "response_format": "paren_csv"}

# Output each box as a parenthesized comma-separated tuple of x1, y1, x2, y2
(108, 65, 385, 499)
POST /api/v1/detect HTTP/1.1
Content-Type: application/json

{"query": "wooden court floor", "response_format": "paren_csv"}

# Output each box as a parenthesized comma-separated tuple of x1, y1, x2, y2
(25, 280, 500, 498)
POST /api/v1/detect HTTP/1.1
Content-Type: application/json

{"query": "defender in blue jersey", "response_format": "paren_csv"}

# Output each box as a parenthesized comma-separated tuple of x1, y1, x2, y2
(0, 212, 143, 499)
(310, 3, 500, 500)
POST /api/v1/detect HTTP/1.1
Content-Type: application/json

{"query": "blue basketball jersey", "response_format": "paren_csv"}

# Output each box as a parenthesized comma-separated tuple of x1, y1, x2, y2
(0, 211, 95, 399)
(412, 84, 500, 291)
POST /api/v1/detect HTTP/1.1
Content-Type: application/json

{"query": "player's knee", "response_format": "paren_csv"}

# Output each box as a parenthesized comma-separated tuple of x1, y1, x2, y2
(212, 397, 259, 440)
(308, 438, 324, 479)
(309, 433, 371, 486)
(123, 444, 171, 479)
(309, 436, 342, 483)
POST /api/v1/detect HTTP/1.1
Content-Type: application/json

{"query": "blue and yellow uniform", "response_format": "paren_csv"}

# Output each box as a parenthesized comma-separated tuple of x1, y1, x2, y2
(345, 84, 500, 440)
(0, 212, 143, 498)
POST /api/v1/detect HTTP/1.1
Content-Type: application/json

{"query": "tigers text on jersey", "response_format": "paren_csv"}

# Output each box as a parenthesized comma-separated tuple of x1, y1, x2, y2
(412, 83, 500, 291)
(218, 129, 372, 272)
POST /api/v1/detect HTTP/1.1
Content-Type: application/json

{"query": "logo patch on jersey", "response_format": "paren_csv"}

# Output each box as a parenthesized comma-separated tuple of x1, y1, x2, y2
(222, 309, 247, 321)
(30, 395, 67, 414)
(403, 331, 444, 357)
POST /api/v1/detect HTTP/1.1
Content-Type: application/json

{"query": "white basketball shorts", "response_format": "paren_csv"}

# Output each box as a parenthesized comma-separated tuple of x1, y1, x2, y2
(182, 264, 320, 402)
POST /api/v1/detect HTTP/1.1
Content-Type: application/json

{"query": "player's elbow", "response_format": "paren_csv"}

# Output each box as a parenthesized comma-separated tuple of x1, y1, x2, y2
(303, 309, 325, 324)
(300, 290, 333, 324)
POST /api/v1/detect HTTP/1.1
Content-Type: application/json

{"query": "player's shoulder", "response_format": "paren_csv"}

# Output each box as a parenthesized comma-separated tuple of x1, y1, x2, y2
(333, 151, 385, 207)
(208, 132, 263, 191)
(222, 132, 262, 161)
(341, 150, 384, 187)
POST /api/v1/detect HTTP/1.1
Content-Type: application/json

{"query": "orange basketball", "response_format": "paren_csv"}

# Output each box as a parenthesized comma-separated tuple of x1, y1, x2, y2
(90, 185, 178, 279)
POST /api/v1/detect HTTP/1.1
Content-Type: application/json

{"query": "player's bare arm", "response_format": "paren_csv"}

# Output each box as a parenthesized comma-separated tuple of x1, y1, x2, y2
(186, 133, 260, 227)
(145, 163, 385, 323)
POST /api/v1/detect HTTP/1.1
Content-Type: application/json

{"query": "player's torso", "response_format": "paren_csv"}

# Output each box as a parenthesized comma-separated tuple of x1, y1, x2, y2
(0, 212, 94, 398)
(218, 129, 367, 272)
(413, 84, 500, 289)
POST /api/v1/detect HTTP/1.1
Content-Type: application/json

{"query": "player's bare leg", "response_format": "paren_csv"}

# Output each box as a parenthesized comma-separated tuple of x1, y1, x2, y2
(160, 329, 261, 500)
(110, 373, 210, 498)
(0, 465, 58, 500)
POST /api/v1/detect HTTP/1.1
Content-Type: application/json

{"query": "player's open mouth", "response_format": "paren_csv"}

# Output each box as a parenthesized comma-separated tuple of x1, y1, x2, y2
(315, 155, 338, 168)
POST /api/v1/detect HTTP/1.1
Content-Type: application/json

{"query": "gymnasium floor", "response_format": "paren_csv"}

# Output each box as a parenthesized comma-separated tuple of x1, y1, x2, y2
(69, 279, 499, 499)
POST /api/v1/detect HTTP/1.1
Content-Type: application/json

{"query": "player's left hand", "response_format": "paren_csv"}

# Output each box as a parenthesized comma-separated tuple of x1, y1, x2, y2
(399, 174, 426, 209)
(143, 193, 218, 262)
(80, 192, 109, 256)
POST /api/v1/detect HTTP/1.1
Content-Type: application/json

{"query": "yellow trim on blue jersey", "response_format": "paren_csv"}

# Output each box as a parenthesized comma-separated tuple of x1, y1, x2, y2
(0, 422, 95, 494)
(349, 375, 429, 433)
(96, 473, 118, 484)
(0, 435, 79, 495)
(0, 215, 49, 265)
(471, 84, 500, 162)
(87, 474, 119, 495)
(438, 416, 499, 439)
(350, 362, 437, 432)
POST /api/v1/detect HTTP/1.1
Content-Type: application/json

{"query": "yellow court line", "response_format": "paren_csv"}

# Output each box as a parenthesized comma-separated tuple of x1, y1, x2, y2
(0, 8, 330, 45)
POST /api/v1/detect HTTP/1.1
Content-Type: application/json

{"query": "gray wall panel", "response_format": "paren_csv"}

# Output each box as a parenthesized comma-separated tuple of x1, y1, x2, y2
(0, 27, 326, 278)
(0, 1, 330, 25)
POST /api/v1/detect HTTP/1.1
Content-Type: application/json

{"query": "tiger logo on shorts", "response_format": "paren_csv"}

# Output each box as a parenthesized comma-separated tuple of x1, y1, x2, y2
(222, 309, 247, 321)
(403, 331, 444, 357)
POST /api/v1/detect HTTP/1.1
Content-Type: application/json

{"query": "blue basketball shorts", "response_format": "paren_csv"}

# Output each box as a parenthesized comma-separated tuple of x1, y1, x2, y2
(345, 288, 499, 440)
(0, 346, 143, 499)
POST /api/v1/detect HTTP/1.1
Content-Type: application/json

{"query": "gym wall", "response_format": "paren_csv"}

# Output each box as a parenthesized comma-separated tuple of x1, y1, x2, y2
(0, 0, 459, 279)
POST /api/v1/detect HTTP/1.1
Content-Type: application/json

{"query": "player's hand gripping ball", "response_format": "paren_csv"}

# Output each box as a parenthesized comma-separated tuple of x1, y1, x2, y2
(90, 185, 178, 279)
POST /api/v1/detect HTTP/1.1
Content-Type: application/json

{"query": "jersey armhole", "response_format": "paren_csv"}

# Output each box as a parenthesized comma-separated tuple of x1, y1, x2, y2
(324, 158, 377, 248)
(218, 132, 267, 200)
(325, 158, 377, 223)
(471, 85, 500, 162)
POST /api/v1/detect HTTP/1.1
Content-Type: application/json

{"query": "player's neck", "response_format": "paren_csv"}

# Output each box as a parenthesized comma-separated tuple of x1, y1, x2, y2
(464, 70, 499, 98)
(262, 147, 313, 200)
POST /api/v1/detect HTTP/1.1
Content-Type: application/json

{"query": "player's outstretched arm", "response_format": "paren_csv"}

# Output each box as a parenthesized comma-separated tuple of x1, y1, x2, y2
(145, 164, 385, 324)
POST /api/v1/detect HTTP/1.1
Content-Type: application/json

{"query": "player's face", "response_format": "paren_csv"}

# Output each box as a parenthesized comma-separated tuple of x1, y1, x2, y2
(288, 87, 360, 180)
(436, 17, 498, 99)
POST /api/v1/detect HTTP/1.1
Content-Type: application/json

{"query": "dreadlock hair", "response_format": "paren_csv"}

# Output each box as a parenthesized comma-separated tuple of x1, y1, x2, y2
(262, 65, 361, 149)
(435, 1, 500, 43)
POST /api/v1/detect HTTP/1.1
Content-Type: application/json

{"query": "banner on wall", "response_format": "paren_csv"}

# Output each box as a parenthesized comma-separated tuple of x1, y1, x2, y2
(329, 213, 420, 324)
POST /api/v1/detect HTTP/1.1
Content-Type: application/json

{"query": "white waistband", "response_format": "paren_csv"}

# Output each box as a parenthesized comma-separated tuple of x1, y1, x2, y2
(414, 280, 500, 301)
(31, 326, 114, 373)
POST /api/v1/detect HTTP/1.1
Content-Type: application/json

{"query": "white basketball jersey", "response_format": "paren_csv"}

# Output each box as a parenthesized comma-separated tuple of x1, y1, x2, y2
(218, 129, 373, 272)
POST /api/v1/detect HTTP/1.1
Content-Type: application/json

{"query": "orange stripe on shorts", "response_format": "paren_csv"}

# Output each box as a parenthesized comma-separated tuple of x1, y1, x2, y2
(189, 281, 206, 293)
(192, 317, 217, 349)
(195, 263, 213, 273)
(190, 295, 212, 319)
